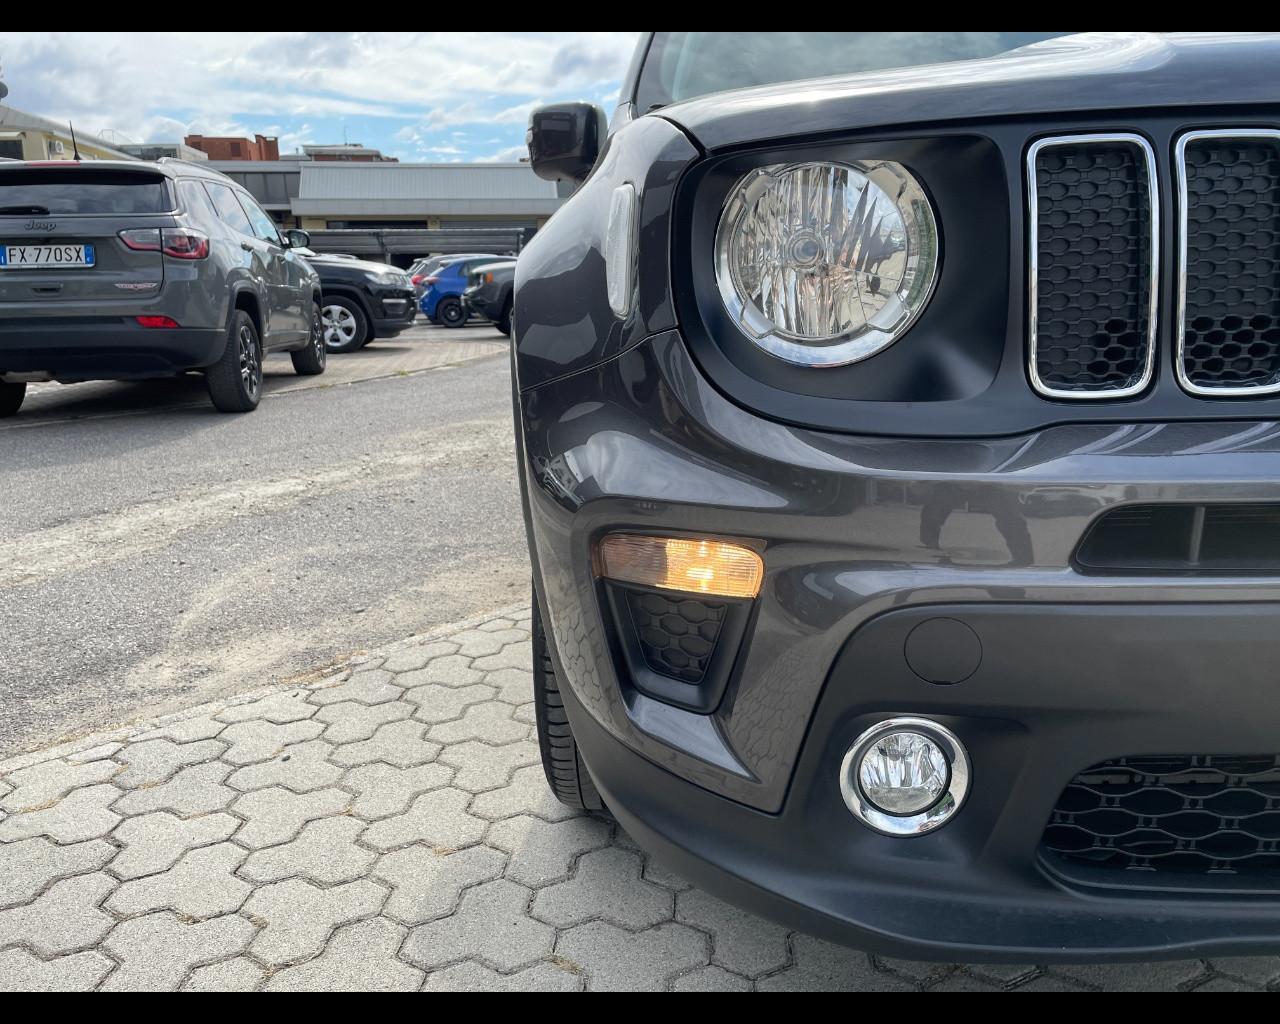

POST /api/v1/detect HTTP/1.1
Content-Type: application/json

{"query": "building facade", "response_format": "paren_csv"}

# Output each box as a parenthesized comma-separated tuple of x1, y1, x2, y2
(184, 133, 280, 161)
(0, 105, 138, 161)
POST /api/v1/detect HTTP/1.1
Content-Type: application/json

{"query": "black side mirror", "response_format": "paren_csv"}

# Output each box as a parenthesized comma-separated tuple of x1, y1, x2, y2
(526, 102, 607, 185)
(284, 228, 311, 249)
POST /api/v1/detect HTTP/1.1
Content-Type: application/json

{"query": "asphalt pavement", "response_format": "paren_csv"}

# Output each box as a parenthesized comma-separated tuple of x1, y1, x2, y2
(0, 324, 524, 758)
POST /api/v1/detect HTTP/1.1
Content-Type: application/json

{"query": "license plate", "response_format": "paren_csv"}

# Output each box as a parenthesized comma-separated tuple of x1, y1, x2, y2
(0, 243, 96, 269)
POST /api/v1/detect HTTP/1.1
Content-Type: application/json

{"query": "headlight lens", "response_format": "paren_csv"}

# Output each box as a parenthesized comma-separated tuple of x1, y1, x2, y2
(370, 270, 409, 287)
(715, 160, 939, 367)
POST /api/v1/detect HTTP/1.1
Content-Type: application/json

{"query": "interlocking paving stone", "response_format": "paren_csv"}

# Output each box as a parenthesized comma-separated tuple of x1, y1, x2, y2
(375, 845, 507, 925)
(471, 644, 533, 673)
(422, 960, 584, 992)
(555, 920, 707, 992)
(225, 740, 343, 793)
(0, 874, 117, 957)
(469, 764, 581, 823)
(671, 965, 753, 992)
(218, 720, 325, 766)
(343, 762, 453, 819)
(265, 917, 424, 992)
(426, 702, 528, 746)
(315, 701, 411, 744)
(113, 762, 235, 817)
(243, 878, 386, 968)
(757, 937, 914, 992)
(0, 837, 114, 908)
(484, 667, 535, 705)
(676, 889, 790, 978)
(113, 738, 225, 788)
(134, 716, 227, 745)
(361, 787, 486, 852)
(182, 957, 266, 992)
(216, 690, 316, 725)
(380, 648, 435, 674)
(1206, 957, 1280, 987)
(532, 847, 673, 931)
(101, 912, 257, 991)
(436, 739, 540, 792)
(642, 857, 693, 893)
(488, 814, 612, 888)
(0, 948, 115, 992)
(307, 670, 402, 708)
(0, 759, 120, 812)
(241, 817, 375, 885)
(405, 682, 496, 724)
(396, 655, 482, 689)
(402, 878, 553, 972)
(0, 785, 122, 843)
(105, 843, 251, 919)
(230, 787, 351, 849)
(477, 617, 516, 633)
(65, 743, 124, 765)
(451, 629, 530, 659)
(329, 720, 442, 769)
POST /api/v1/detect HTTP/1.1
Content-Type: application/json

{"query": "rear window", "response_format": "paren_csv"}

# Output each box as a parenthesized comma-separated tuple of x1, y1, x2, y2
(0, 169, 172, 215)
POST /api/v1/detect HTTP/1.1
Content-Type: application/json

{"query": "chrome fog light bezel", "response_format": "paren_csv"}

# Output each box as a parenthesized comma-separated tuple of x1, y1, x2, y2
(839, 717, 970, 837)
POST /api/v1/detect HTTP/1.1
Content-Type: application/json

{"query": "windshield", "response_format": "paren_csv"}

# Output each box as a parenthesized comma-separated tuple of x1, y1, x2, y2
(634, 32, 1073, 111)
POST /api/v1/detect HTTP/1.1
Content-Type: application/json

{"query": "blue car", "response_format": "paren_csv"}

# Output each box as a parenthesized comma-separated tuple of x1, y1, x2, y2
(418, 255, 503, 327)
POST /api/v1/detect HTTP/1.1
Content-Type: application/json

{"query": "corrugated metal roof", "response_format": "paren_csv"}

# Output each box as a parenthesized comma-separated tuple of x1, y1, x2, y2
(297, 162, 557, 201)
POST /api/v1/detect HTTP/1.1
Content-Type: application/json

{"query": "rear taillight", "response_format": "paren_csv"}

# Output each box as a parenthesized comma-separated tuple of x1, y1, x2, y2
(411, 274, 425, 285)
(136, 315, 180, 329)
(161, 228, 209, 260)
(119, 228, 161, 251)
(118, 227, 209, 259)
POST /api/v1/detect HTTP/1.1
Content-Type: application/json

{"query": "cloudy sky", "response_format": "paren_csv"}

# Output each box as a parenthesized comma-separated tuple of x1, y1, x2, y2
(1, 32, 639, 162)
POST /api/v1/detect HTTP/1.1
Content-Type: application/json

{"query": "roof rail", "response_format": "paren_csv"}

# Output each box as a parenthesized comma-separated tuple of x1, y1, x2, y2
(156, 157, 235, 183)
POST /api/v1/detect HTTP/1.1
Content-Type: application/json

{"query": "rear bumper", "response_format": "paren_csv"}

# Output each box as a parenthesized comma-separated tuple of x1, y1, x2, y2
(520, 329, 1280, 960)
(0, 319, 224, 381)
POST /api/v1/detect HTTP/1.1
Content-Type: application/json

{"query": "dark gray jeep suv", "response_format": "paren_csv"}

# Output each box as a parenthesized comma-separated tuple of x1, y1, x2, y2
(0, 159, 325, 415)
(514, 32, 1280, 961)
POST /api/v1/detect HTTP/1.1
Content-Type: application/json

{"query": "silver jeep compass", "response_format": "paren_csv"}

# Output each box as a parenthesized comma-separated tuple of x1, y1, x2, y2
(0, 158, 326, 415)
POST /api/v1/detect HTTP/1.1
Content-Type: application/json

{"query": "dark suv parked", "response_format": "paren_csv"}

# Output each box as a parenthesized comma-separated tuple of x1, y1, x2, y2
(304, 254, 416, 354)
(461, 260, 516, 335)
(0, 159, 325, 415)
(515, 31, 1280, 962)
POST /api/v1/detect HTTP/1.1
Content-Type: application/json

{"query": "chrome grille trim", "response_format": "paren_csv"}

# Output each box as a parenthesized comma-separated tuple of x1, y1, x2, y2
(1027, 133, 1160, 400)
(1175, 128, 1280, 397)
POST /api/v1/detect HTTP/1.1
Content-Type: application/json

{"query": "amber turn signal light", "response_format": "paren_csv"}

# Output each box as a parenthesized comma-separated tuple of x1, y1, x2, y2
(596, 534, 763, 600)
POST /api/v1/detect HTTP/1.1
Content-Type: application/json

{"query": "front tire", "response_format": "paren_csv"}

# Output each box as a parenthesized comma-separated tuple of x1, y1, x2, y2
(321, 297, 368, 353)
(291, 303, 327, 375)
(436, 296, 466, 329)
(206, 310, 262, 413)
(0, 381, 26, 418)
(495, 302, 512, 337)
(533, 585, 605, 813)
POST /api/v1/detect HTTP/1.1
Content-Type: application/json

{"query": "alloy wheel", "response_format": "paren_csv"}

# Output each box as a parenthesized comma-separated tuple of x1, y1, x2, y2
(322, 304, 359, 349)
(239, 325, 261, 401)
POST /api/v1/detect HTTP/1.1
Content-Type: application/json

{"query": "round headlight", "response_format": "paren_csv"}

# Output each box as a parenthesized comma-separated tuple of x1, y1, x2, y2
(715, 160, 939, 367)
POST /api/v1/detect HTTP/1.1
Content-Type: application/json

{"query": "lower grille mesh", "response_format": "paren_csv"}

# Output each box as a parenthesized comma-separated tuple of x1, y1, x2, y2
(1043, 755, 1280, 877)
(625, 591, 727, 684)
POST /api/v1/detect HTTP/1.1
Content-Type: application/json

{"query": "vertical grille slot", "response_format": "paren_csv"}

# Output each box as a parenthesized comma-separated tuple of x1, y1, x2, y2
(1028, 134, 1158, 400)
(1176, 130, 1280, 396)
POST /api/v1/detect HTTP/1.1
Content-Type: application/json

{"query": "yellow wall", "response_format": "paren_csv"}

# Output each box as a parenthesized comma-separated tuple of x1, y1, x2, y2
(7, 130, 127, 162)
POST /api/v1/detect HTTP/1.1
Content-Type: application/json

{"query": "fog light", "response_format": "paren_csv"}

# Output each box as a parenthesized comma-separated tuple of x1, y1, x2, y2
(596, 534, 763, 599)
(839, 718, 970, 836)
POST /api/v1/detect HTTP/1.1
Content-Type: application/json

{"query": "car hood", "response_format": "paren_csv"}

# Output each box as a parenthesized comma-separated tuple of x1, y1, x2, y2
(656, 32, 1280, 152)
(310, 257, 404, 277)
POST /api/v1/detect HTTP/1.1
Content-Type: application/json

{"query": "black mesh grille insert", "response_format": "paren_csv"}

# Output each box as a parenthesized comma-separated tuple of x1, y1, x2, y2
(1180, 134, 1280, 393)
(625, 591, 727, 684)
(1031, 138, 1154, 397)
(1043, 756, 1280, 877)
(1074, 502, 1280, 574)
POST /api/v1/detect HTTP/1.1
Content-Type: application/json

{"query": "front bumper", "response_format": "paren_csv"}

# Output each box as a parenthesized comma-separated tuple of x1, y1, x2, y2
(519, 329, 1280, 960)
(368, 288, 416, 338)
(0, 318, 224, 381)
